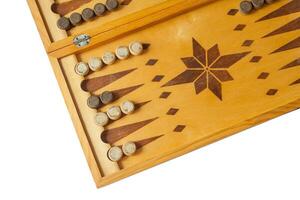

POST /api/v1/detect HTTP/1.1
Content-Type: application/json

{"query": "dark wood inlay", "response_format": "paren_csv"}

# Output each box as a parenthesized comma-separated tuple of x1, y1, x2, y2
(162, 70, 203, 87)
(181, 57, 202, 68)
(135, 135, 163, 149)
(290, 79, 300, 86)
(111, 84, 144, 100)
(263, 17, 300, 38)
(227, 9, 239, 16)
(51, 0, 92, 16)
(146, 59, 158, 66)
(173, 125, 186, 132)
(250, 56, 262, 63)
(257, 0, 300, 22)
(101, 117, 158, 144)
(210, 52, 250, 69)
(234, 24, 246, 31)
(160, 92, 171, 99)
(257, 72, 269, 79)
(280, 58, 300, 70)
(135, 101, 151, 110)
(207, 44, 220, 66)
(121, 0, 133, 5)
(194, 72, 207, 94)
(266, 89, 278, 96)
(81, 68, 136, 92)
(242, 40, 254, 47)
(193, 38, 206, 66)
(211, 70, 234, 82)
(272, 37, 300, 54)
(166, 108, 179, 115)
(208, 73, 222, 100)
(142, 43, 151, 50)
(152, 75, 164, 82)
(163, 38, 249, 100)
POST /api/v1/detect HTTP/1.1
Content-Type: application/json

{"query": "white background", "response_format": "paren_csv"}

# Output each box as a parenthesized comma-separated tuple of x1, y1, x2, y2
(0, 1, 299, 199)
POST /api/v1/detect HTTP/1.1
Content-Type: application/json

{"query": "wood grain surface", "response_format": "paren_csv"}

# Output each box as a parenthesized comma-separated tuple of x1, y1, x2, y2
(28, 0, 300, 188)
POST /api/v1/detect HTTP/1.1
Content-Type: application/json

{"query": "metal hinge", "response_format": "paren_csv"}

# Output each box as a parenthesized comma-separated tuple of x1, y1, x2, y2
(73, 34, 90, 47)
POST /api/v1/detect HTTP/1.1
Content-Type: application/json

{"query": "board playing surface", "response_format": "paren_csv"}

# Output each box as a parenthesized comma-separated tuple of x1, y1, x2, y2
(28, 0, 300, 187)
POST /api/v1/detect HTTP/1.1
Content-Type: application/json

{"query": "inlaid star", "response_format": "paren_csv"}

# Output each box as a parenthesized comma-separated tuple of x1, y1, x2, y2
(162, 38, 250, 100)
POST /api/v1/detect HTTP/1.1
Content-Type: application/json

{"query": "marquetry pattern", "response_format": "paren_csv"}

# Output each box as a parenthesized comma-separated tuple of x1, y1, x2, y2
(162, 38, 250, 100)
(254, 0, 300, 95)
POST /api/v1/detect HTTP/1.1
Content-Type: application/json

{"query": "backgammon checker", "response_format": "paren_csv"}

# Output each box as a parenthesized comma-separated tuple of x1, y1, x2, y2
(28, 0, 300, 188)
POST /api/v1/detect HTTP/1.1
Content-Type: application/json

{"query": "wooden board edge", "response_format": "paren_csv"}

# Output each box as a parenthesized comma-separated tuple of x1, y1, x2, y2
(27, 0, 52, 51)
(48, 56, 103, 186)
(48, 0, 217, 58)
(95, 98, 300, 188)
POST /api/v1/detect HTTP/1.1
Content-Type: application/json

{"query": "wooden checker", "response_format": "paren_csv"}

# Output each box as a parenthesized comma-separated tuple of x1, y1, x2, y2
(28, 0, 300, 188)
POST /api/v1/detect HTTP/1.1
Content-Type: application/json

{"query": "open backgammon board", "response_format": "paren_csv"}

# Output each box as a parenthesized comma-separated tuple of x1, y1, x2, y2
(28, 0, 300, 188)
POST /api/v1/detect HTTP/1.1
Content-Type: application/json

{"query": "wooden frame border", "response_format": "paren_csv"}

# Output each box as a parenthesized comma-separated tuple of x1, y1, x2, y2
(28, 0, 104, 186)
(46, 0, 216, 58)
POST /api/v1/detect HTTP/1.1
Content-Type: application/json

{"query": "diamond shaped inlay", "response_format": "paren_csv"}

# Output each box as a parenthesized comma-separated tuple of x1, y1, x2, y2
(146, 59, 158, 66)
(152, 75, 164, 82)
(242, 40, 254, 47)
(257, 72, 269, 79)
(160, 92, 171, 99)
(250, 56, 262, 63)
(174, 125, 186, 132)
(234, 24, 246, 31)
(266, 89, 278, 96)
(227, 9, 239, 16)
(167, 108, 179, 115)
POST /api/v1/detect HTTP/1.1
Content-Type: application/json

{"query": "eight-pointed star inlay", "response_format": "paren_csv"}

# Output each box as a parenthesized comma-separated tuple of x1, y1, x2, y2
(162, 38, 250, 100)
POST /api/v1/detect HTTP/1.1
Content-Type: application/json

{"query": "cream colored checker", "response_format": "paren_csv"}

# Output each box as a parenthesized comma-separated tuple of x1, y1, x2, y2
(122, 142, 137, 156)
(95, 112, 109, 126)
(107, 146, 123, 162)
(129, 41, 143, 56)
(107, 106, 122, 120)
(115, 46, 130, 60)
(120, 100, 135, 114)
(88, 57, 104, 71)
(102, 51, 116, 65)
(74, 62, 89, 76)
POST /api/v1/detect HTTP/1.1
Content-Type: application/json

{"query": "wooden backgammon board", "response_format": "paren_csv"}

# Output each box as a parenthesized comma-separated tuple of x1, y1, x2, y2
(28, 0, 300, 188)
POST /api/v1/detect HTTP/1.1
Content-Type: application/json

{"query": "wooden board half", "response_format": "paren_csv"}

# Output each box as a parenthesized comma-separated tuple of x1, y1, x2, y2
(28, 0, 300, 188)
